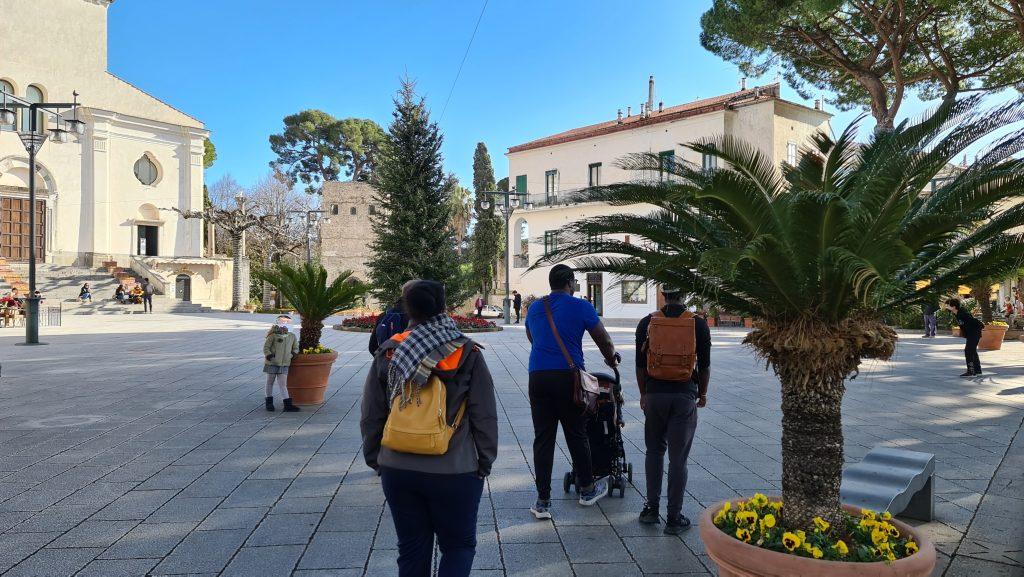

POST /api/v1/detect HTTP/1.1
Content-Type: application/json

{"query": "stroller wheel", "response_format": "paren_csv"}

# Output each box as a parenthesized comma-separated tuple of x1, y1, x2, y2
(627, 463, 633, 484)
(563, 472, 574, 493)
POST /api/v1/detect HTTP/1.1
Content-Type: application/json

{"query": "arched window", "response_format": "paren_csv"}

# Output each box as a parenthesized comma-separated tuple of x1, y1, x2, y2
(0, 80, 14, 131)
(21, 85, 44, 134)
(350, 206, 357, 215)
(330, 204, 339, 215)
(134, 154, 159, 185)
(513, 218, 529, 267)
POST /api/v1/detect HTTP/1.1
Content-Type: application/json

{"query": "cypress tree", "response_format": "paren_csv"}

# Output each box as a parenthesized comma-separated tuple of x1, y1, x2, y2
(469, 142, 505, 301)
(367, 80, 460, 305)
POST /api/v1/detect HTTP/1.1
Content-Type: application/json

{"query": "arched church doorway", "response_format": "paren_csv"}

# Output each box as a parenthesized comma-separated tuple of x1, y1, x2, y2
(175, 274, 191, 301)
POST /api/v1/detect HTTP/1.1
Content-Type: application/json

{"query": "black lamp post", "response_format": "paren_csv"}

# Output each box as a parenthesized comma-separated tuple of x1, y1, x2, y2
(5, 90, 84, 345)
(477, 188, 531, 324)
(287, 209, 330, 264)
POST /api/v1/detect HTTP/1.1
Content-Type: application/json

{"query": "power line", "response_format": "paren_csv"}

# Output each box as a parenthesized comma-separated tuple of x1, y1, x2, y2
(439, 0, 488, 122)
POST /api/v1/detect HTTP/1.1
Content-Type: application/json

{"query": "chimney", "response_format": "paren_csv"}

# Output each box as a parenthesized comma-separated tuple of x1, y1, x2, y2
(627, 106, 631, 117)
(647, 75, 655, 114)
(658, 101, 663, 113)
(814, 99, 822, 110)
(741, 77, 747, 90)
(617, 109, 623, 123)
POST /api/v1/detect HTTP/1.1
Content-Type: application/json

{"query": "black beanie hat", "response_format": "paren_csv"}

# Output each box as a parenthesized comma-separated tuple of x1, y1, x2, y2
(403, 280, 446, 321)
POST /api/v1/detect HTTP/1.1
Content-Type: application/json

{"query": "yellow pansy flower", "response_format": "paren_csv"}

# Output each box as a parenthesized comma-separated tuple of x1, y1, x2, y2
(871, 528, 889, 545)
(770, 501, 783, 512)
(859, 518, 877, 531)
(812, 516, 830, 532)
(796, 529, 806, 542)
(861, 509, 877, 520)
(801, 542, 813, 554)
(905, 541, 919, 555)
(735, 511, 758, 527)
(721, 501, 732, 513)
(885, 524, 900, 538)
(750, 493, 769, 507)
(735, 528, 752, 542)
(811, 546, 824, 559)
(833, 540, 849, 556)
(713, 511, 727, 526)
(761, 513, 776, 528)
(781, 532, 802, 551)
(737, 500, 748, 511)
(881, 511, 892, 521)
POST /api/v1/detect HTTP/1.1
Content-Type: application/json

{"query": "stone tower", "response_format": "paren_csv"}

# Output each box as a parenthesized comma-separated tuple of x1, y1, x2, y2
(320, 181, 377, 283)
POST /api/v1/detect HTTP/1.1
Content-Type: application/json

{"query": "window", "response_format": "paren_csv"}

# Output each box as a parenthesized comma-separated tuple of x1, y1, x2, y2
(659, 150, 674, 181)
(588, 163, 602, 187)
(134, 155, 159, 185)
(586, 232, 603, 251)
(21, 85, 43, 134)
(350, 206, 357, 215)
(515, 174, 527, 194)
(621, 280, 647, 304)
(544, 170, 558, 203)
(330, 204, 339, 215)
(0, 80, 14, 131)
(544, 231, 559, 255)
(701, 153, 717, 172)
(368, 205, 376, 215)
(786, 141, 798, 166)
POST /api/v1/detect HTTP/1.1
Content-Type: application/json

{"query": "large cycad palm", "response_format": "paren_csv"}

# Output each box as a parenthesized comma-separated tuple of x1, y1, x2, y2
(538, 96, 1024, 528)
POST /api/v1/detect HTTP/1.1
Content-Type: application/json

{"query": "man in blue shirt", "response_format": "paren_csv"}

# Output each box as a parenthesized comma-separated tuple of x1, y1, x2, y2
(525, 264, 618, 519)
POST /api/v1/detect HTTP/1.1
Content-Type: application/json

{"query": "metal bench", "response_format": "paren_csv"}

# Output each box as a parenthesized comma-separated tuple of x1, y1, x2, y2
(840, 446, 935, 521)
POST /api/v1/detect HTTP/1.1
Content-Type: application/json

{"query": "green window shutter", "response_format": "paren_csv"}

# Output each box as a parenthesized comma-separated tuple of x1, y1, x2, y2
(659, 150, 674, 181)
(515, 175, 527, 194)
(544, 231, 558, 255)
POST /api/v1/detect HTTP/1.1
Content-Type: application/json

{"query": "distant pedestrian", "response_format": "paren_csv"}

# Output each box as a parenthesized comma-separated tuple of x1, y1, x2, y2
(114, 284, 127, 304)
(922, 301, 938, 338)
(78, 283, 92, 303)
(474, 295, 485, 318)
(263, 314, 300, 412)
(945, 298, 984, 377)
(141, 278, 154, 313)
(361, 280, 498, 577)
(525, 264, 618, 519)
(513, 290, 522, 324)
(635, 287, 710, 534)
(369, 299, 408, 355)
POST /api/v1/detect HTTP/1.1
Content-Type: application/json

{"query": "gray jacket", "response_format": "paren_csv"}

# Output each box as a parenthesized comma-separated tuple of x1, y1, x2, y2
(360, 337, 498, 477)
(263, 329, 299, 367)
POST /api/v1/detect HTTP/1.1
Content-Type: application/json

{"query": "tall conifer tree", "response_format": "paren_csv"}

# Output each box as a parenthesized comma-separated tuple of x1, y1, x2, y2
(469, 142, 505, 301)
(367, 80, 460, 305)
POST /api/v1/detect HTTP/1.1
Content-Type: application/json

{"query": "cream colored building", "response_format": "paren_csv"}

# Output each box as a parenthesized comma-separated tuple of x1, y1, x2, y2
(0, 0, 233, 309)
(506, 80, 832, 319)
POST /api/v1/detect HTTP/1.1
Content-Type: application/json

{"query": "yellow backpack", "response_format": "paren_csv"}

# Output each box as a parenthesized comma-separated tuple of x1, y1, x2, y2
(381, 374, 467, 455)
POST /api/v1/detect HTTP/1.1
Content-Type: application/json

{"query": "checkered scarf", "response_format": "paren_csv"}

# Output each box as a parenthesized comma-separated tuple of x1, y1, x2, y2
(387, 314, 465, 408)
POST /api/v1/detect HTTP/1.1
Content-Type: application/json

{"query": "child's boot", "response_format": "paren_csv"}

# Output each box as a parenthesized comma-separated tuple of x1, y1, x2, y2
(265, 396, 275, 412)
(282, 398, 301, 412)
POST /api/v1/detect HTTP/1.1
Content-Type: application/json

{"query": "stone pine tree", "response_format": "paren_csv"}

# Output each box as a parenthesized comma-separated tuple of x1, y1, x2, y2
(366, 80, 460, 305)
(469, 142, 505, 302)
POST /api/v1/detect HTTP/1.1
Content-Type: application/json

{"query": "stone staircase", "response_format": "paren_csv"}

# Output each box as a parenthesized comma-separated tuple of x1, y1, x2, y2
(1, 262, 212, 315)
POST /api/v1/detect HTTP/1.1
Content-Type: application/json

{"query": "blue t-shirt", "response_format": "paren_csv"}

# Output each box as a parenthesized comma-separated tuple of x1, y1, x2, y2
(525, 292, 601, 372)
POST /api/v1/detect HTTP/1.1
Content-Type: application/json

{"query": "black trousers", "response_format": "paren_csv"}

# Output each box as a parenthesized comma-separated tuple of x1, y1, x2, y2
(644, 393, 698, 517)
(142, 295, 153, 313)
(529, 370, 593, 499)
(381, 467, 483, 577)
(514, 307, 521, 323)
(965, 334, 982, 373)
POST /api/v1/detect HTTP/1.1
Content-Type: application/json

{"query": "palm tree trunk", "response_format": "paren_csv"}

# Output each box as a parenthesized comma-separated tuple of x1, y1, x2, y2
(777, 362, 846, 529)
(299, 321, 321, 352)
(972, 283, 994, 323)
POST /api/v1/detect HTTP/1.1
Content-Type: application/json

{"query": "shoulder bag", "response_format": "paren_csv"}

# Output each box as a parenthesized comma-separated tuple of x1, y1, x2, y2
(542, 297, 599, 415)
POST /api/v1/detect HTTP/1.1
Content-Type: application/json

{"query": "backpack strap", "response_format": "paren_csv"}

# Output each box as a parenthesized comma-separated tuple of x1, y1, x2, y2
(451, 399, 468, 429)
(543, 297, 576, 370)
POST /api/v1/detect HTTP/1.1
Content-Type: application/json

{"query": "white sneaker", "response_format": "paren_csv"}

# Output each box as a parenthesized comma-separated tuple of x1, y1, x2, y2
(578, 480, 608, 506)
(530, 499, 552, 520)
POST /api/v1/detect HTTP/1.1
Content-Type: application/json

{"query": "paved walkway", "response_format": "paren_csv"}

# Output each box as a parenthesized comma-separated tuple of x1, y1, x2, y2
(0, 313, 1021, 576)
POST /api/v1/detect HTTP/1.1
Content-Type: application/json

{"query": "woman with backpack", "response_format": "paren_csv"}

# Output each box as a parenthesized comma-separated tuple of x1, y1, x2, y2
(360, 280, 498, 577)
(263, 314, 300, 412)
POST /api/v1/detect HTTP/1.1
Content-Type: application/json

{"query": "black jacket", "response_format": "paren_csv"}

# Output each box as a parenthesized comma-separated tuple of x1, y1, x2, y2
(956, 309, 984, 339)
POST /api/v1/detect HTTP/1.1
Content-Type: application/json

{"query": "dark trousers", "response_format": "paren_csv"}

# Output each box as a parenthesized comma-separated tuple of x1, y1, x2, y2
(476, 307, 483, 318)
(143, 295, 153, 313)
(529, 370, 593, 499)
(380, 467, 484, 577)
(514, 307, 521, 323)
(923, 314, 937, 337)
(965, 334, 982, 373)
(644, 392, 698, 517)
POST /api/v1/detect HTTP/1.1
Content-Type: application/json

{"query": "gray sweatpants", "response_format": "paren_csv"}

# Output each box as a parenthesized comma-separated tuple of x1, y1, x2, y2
(644, 393, 698, 517)
(265, 373, 289, 399)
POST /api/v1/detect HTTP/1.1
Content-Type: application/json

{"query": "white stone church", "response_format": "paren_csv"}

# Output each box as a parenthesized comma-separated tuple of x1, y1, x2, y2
(0, 0, 232, 309)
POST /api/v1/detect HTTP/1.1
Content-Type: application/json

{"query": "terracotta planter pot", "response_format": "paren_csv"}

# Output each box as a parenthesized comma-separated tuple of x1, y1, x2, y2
(951, 327, 961, 338)
(699, 500, 936, 577)
(743, 318, 754, 328)
(707, 316, 718, 327)
(286, 351, 338, 405)
(978, 324, 1008, 350)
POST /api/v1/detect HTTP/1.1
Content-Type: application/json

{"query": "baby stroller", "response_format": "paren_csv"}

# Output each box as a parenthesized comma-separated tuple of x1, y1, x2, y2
(563, 366, 633, 498)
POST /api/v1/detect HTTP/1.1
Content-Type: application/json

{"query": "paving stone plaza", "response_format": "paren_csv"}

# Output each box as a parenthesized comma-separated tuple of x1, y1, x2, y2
(0, 313, 1021, 577)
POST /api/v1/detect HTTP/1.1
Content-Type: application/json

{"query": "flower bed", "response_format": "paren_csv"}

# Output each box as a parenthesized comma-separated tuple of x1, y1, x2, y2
(335, 313, 501, 333)
(712, 494, 919, 563)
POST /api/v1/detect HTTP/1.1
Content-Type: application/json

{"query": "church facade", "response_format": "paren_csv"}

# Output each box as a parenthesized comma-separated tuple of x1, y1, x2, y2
(0, 0, 232, 308)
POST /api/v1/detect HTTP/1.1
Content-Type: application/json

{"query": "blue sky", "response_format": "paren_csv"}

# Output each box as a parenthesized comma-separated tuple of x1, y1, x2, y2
(107, 0, 974, 192)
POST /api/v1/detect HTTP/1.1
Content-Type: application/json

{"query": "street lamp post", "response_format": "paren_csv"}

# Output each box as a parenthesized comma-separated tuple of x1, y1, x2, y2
(287, 209, 329, 264)
(4, 90, 85, 345)
(477, 189, 532, 324)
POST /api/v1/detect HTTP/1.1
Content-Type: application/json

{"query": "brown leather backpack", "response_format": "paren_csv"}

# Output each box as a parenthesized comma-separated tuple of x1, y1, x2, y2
(644, 310, 696, 381)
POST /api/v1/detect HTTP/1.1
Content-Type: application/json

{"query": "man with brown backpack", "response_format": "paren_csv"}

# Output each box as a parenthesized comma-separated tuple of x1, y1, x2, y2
(635, 286, 711, 534)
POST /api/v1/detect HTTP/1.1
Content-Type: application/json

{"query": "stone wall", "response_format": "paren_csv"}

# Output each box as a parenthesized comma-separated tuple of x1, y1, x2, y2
(320, 181, 378, 284)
